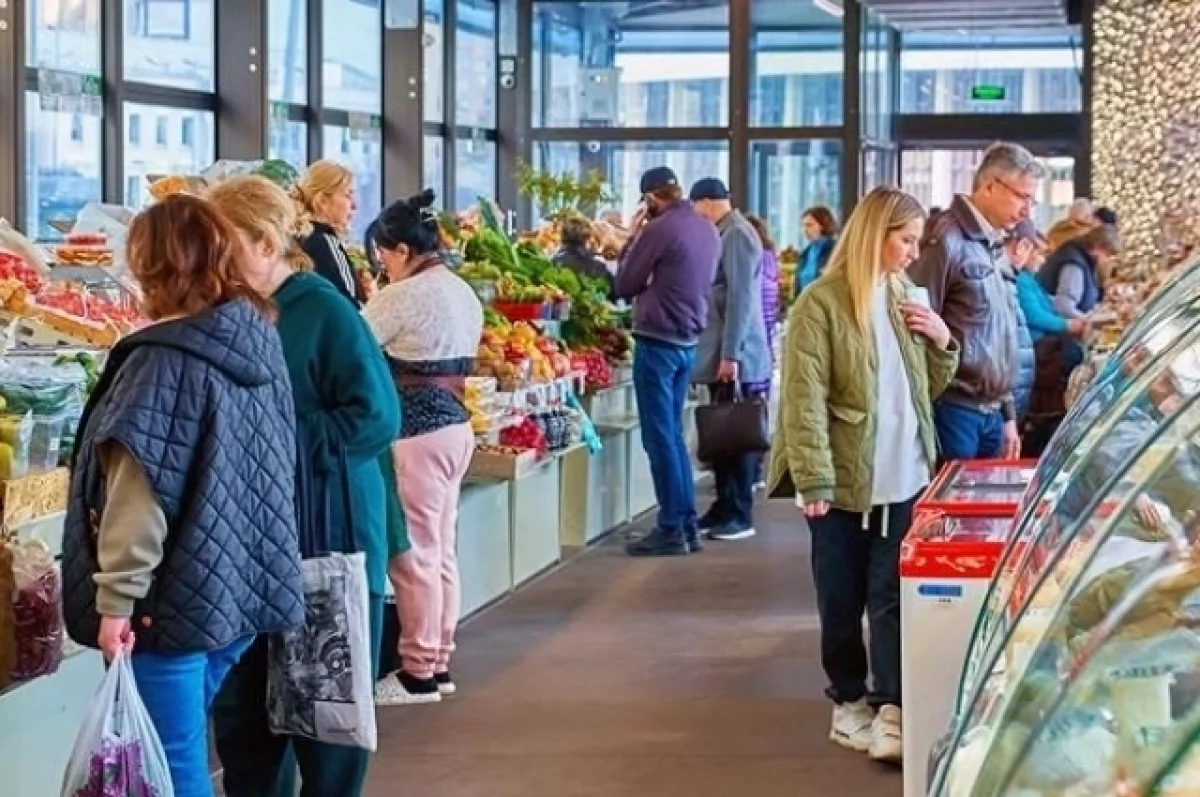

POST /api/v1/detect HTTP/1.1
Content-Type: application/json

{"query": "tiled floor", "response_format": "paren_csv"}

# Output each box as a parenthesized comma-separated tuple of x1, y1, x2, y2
(365, 497, 904, 797)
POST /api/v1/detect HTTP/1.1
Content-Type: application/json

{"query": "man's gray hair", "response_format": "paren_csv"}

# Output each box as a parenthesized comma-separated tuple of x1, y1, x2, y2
(972, 142, 1046, 191)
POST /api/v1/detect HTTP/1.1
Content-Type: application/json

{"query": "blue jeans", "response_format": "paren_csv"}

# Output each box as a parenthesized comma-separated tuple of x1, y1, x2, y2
(132, 636, 254, 797)
(633, 336, 697, 535)
(933, 400, 1004, 461)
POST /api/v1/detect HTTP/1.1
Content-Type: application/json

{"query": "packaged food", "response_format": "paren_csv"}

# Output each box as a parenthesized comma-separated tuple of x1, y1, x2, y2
(0, 358, 87, 417)
(8, 539, 63, 683)
(0, 411, 33, 480)
(27, 412, 65, 475)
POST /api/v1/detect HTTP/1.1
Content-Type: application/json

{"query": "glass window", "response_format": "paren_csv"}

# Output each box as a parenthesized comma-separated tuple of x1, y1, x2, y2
(424, 135, 445, 200)
(748, 140, 841, 253)
(457, 0, 496, 129)
(424, 0, 445, 124)
(751, 2, 841, 128)
(24, 92, 103, 240)
(123, 0, 216, 92)
(454, 138, 497, 211)
(269, 0, 307, 104)
(900, 149, 1076, 228)
(268, 117, 308, 167)
(27, 0, 101, 74)
(322, 0, 382, 113)
(531, 1, 730, 129)
(321, 126, 383, 242)
(533, 140, 729, 222)
(123, 103, 215, 207)
(900, 28, 1083, 114)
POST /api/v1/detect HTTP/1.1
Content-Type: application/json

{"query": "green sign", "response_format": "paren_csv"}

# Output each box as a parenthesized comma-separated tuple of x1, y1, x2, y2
(970, 84, 1007, 102)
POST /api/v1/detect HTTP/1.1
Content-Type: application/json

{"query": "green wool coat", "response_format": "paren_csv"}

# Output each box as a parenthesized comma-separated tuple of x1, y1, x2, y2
(767, 270, 959, 512)
(273, 271, 406, 595)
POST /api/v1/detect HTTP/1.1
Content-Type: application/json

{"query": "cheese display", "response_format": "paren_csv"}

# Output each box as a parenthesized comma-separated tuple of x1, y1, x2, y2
(930, 259, 1200, 796)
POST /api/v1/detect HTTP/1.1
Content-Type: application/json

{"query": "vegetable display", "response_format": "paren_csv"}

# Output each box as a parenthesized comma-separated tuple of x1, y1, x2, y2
(8, 540, 63, 683)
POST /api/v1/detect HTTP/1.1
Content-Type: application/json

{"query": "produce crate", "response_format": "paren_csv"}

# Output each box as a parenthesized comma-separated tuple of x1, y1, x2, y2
(0, 468, 68, 536)
(492, 300, 548, 322)
(466, 447, 540, 481)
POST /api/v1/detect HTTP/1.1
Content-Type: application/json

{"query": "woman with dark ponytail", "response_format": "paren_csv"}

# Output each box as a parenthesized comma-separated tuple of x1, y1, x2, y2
(365, 190, 484, 706)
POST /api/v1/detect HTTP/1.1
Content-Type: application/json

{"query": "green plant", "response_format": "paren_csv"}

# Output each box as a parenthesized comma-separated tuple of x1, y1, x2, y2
(516, 161, 615, 221)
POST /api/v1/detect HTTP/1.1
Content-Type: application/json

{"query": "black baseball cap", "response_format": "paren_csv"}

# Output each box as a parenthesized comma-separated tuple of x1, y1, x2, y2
(639, 166, 678, 195)
(689, 177, 729, 202)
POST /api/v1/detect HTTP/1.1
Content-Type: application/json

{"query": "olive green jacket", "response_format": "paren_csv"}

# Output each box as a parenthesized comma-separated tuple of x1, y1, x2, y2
(767, 270, 960, 512)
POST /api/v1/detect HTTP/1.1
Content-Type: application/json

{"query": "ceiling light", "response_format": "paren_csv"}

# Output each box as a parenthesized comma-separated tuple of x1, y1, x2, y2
(813, 0, 845, 19)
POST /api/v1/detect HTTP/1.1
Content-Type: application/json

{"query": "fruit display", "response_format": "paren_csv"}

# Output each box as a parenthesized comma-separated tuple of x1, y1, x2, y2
(499, 413, 549, 456)
(570, 348, 614, 392)
(528, 407, 582, 452)
(0, 251, 46, 293)
(475, 322, 572, 389)
(595, 327, 634, 365)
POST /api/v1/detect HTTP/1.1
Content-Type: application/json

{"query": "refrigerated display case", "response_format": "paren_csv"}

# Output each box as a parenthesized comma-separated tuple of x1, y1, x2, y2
(917, 459, 1037, 517)
(928, 292, 1200, 796)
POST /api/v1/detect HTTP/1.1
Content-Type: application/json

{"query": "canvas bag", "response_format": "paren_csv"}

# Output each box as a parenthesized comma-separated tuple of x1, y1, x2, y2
(265, 436, 377, 751)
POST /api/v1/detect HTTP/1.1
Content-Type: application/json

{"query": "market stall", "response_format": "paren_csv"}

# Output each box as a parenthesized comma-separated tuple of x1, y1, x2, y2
(925, 262, 1200, 796)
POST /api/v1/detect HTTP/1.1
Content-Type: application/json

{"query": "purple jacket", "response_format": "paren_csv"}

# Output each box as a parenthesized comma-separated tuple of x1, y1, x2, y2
(760, 248, 779, 348)
(615, 202, 721, 347)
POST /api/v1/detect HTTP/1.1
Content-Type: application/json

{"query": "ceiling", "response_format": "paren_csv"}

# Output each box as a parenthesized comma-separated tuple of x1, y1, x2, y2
(864, 0, 1070, 31)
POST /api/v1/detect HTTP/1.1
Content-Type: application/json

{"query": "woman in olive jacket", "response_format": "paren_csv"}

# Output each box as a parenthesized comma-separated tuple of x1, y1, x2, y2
(767, 187, 958, 766)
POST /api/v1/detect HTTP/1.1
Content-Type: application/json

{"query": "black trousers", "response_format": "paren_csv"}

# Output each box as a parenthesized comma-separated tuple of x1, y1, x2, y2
(808, 496, 916, 708)
(704, 382, 766, 528)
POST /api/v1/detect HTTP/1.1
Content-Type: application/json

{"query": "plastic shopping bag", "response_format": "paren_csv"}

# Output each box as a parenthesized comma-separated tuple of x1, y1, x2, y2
(60, 651, 174, 797)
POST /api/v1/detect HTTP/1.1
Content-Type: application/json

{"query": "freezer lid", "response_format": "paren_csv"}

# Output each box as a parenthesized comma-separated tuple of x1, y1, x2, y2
(899, 512, 1012, 578)
(917, 459, 1037, 515)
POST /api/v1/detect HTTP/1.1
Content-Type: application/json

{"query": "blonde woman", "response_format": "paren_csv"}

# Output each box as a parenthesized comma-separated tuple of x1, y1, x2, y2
(206, 176, 401, 796)
(767, 187, 959, 764)
(292, 159, 363, 306)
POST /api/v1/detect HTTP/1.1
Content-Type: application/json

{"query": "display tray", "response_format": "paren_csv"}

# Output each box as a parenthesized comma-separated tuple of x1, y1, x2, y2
(916, 458, 1036, 517)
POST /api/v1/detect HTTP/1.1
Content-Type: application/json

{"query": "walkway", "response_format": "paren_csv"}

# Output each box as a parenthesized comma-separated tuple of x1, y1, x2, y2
(367, 498, 903, 797)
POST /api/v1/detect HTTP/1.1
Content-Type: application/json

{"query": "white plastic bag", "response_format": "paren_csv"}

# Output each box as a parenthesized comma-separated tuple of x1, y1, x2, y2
(60, 651, 174, 797)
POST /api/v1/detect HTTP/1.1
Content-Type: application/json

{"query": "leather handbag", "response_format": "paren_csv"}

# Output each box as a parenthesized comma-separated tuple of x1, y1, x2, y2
(695, 383, 771, 463)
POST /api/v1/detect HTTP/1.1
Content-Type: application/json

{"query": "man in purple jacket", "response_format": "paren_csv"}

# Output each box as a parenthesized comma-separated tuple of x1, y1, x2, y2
(616, 166, 721, 557)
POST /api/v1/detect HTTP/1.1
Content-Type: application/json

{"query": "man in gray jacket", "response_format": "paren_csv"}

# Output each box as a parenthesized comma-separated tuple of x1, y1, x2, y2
(689, 178, 770, 541)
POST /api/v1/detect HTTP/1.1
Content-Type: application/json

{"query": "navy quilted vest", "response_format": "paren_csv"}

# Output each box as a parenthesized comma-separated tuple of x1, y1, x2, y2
(62, 300, 306, 652)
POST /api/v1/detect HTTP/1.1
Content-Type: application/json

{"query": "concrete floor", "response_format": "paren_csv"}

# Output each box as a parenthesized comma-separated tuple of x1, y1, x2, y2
(366, 497, 903, 797)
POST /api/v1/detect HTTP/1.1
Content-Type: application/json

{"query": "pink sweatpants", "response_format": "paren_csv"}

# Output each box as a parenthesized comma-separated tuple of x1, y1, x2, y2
(389, 422, 476, 680)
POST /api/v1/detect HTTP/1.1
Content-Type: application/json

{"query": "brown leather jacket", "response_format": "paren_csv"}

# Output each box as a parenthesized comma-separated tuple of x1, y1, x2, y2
(909, 195, 1021, 420)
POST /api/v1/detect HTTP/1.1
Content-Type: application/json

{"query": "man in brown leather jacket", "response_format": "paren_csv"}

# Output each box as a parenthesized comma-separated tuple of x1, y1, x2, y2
(909, 143, 1045, 461)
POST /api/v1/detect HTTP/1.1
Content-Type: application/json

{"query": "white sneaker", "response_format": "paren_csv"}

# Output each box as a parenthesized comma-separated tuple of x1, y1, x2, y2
(830, 699, 874, 752)
(374, 672, 442, 707)
(869, 705, 903, 765)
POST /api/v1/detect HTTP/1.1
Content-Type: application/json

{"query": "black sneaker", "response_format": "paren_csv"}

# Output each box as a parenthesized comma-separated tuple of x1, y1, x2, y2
(625, 528, 689, 557)
(434, 671, 457, 697)
(375, 670, 442, 706)
(697, 511, 727, 531)
(707, 522, 757, 541)
(685, 529, 704, 554)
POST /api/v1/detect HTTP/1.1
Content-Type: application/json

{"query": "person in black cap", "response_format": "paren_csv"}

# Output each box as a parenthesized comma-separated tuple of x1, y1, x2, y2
(688, 177, 770, 542)
(616, 166, 722, 557)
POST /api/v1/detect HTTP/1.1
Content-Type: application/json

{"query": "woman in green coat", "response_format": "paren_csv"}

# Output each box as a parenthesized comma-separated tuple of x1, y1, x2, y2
(207, 176, 403, 797)
(768, 187, 959, 766)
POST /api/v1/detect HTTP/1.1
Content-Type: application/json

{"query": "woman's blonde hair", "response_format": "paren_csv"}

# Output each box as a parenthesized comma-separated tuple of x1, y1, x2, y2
(206, 175, 312, 270)
(824, 187, 925, 335)
(290, 159, 354, 233)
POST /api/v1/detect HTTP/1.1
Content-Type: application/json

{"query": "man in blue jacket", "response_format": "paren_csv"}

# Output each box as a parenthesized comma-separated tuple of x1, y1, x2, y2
(616, 166, 721, 557)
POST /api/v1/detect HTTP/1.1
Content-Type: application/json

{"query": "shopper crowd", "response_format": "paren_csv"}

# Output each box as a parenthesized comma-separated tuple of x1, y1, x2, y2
(56, 139, 1123, 793)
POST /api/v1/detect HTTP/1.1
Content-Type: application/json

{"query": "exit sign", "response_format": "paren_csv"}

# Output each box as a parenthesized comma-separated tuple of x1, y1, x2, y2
(971, 84, 1007, 102)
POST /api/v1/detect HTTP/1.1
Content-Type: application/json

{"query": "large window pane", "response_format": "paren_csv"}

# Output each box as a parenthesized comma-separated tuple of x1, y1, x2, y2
(27, 0, 101, 74)
(748, 140, 841, 252)
(533, 141, 729, 221)
(269, 0, 307, 104)
(123, 103, 215, 207)
(424, 135, 446, 201)
(532, 1, 730, 129)
(425, 0, 445, 124)
(123, 0, 216, 92)
(25, 93, 103, 240)
(321, 126, 383, 242)
(268, 117, 308, 168)
(457, 0, 496, 129)
(900, 149, 1075, 228)
(751, 3, 842, 127)
(323, 0, 382, 113)
(900, 28, 1083, 115)
(454, 139, 497, 211)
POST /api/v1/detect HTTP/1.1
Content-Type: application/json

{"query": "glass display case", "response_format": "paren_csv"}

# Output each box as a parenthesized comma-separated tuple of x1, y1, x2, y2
(929, 289, 1200, 796)
(918, 459, 1037, 517)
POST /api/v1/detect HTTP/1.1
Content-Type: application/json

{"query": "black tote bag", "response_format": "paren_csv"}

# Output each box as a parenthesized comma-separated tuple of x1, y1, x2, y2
(694, 383, 771, 463)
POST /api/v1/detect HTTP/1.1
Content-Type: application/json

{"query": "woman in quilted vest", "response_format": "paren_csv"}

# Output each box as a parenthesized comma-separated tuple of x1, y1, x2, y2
(767, 187, 959, 766)
(62, 195, 306, 797)
(206, 177, 401, 797)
